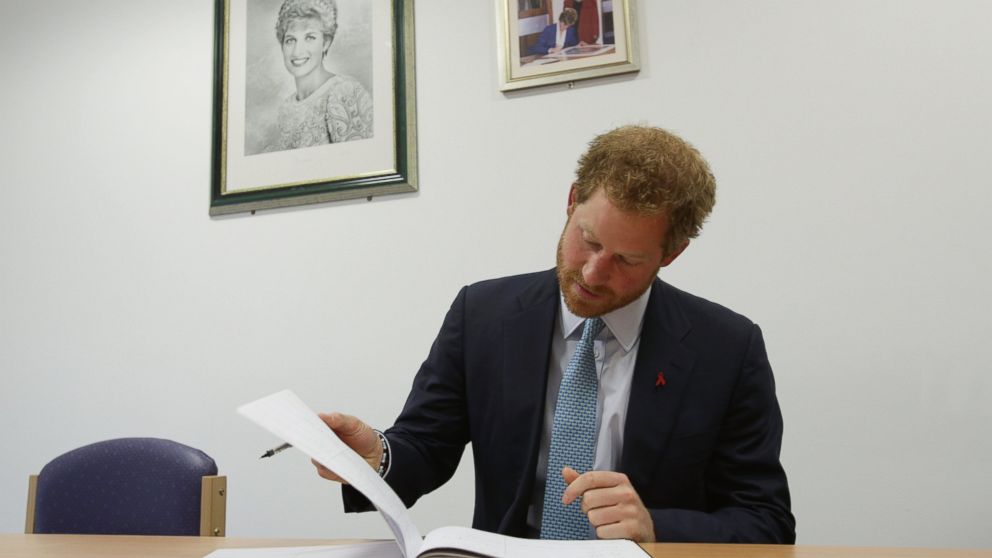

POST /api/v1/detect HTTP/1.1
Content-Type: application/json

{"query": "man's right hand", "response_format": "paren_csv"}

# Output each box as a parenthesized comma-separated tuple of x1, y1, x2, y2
(312, 412, 383, 484)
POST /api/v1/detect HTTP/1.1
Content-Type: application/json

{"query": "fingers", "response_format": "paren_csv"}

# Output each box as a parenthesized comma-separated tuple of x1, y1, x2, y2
(318, 412, 362, 437)
(579, 482, 639, 514)
(557, 469, 656, 542)
(317, 412, 380, 456)
(594, 519, 651, 542)
(585, 501, 628, 526)
(313, 413, 354, 483)
(315, 411, 382, 477)
(562, 466, 581, 485)
(311, 458, 349, 484)
(561, 469, 626, 505)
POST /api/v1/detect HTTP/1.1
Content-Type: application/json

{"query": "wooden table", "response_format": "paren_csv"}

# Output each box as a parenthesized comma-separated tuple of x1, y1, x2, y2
(1, 534, 990, 558)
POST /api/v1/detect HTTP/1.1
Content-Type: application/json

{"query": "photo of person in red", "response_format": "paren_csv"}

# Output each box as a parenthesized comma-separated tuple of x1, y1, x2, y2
(565, 0, 599, 44)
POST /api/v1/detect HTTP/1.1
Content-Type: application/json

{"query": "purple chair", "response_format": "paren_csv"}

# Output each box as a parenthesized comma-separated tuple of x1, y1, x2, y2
(25, 437, 226, 536)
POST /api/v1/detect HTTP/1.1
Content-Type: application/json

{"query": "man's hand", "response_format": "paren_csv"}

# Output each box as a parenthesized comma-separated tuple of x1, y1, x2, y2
(561, 467, 656, 542)
(312, 412, 383, 484)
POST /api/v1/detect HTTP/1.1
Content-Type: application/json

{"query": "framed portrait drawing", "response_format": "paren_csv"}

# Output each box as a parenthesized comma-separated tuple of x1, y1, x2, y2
(496, 0, 639, 91)
(211, 0, 417, 216)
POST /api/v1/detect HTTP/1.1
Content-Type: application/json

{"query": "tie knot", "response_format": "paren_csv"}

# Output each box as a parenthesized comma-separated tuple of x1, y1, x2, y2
(580, 317, 606, 343)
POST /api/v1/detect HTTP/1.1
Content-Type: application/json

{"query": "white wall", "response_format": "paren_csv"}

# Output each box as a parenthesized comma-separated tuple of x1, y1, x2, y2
(2, 0, 990, 548)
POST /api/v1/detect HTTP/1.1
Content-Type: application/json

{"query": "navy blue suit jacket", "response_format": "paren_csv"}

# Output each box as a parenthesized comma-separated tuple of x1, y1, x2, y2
(345, 269, 795, 543)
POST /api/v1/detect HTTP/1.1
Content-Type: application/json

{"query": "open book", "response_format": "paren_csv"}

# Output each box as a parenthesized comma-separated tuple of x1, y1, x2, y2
(237, 390, 648, 558)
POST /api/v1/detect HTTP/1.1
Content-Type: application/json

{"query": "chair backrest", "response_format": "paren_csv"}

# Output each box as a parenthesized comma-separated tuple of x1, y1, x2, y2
(26, 437, 226, 536)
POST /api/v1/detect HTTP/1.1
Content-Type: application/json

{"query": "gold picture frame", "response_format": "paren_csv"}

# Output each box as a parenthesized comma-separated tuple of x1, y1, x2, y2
(496, 0, 639, 92)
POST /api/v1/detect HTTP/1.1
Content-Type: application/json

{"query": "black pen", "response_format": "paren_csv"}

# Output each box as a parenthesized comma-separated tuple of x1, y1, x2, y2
(259, 442, 292, 459)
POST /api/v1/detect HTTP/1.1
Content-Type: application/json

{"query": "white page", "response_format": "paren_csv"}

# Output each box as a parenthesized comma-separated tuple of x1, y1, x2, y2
(203, 541, 402, 558)
(418, 526, 647, 558)
(237, 390, 422, 558)
(504, 536, 647, 558)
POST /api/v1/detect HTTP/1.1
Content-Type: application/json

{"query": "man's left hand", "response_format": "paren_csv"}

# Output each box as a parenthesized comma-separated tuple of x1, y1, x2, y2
(561, 467, 656, 542)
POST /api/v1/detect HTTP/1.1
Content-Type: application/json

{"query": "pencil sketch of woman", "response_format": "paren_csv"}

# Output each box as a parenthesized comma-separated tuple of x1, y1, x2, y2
(273, 0, 372, 150)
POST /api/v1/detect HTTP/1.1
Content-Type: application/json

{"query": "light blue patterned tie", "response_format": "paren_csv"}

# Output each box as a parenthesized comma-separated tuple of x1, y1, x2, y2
(540, 317, 606, 540)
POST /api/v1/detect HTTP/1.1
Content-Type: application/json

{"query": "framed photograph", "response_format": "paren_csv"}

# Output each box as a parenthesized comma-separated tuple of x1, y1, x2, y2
(210, 0, 417, 216)
(496, 0, 639, 92)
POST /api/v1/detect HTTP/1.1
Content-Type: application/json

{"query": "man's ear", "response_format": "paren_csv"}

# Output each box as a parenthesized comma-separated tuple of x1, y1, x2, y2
(660, 239, 690, 268)
(566, 184, 578, 216)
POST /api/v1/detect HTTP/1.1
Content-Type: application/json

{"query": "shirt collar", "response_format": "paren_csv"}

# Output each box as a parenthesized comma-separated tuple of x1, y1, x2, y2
(559, 284, 653, 352)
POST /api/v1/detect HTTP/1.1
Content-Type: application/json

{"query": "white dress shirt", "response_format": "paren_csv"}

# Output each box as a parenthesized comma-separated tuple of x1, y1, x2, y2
(556, 24, 568, 49)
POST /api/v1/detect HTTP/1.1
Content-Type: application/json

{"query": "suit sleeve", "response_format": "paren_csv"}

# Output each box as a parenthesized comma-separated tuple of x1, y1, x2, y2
(529, 25, 557, 55)
(648, 324, 796, 543)
(343, 287, 470, 512)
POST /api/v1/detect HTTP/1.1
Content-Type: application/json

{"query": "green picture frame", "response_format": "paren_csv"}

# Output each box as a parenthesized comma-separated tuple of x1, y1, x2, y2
(210, 0, 417, 216)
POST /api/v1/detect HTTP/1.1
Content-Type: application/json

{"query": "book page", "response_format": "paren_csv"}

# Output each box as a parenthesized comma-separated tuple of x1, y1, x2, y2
(418, 526, 505, 557)
(419, 526, 648, 558)
(237, 390, 422, 558)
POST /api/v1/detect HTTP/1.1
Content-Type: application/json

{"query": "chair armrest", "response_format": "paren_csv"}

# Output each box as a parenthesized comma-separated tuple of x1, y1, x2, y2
(25, 475, 39, 534)
(200, 475, 227, 537)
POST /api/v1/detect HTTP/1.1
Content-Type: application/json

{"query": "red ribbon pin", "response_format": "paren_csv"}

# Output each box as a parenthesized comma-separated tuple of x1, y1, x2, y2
(656, 371, 667, 387)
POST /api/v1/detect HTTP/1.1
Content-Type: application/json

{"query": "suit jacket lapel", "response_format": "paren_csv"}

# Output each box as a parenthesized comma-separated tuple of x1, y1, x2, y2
(498, 270, 559, 533)
(620, 279, 696, 490)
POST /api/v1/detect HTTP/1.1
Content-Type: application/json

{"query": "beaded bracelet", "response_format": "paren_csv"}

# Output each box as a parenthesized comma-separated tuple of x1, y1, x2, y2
(374, 430, 390, 477)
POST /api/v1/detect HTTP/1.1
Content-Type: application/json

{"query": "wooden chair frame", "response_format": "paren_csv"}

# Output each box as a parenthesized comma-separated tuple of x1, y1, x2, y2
(25, 474, 227, 536)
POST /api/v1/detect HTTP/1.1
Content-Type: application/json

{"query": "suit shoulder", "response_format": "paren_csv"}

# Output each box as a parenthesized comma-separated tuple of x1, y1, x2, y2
(657, 280, 756, 337)
(464, 269, 554, 297)
(458, 269, 557, 314)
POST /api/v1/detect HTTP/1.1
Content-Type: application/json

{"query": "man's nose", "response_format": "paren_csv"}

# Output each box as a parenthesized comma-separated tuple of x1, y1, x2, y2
(582, 253, 610, 286)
